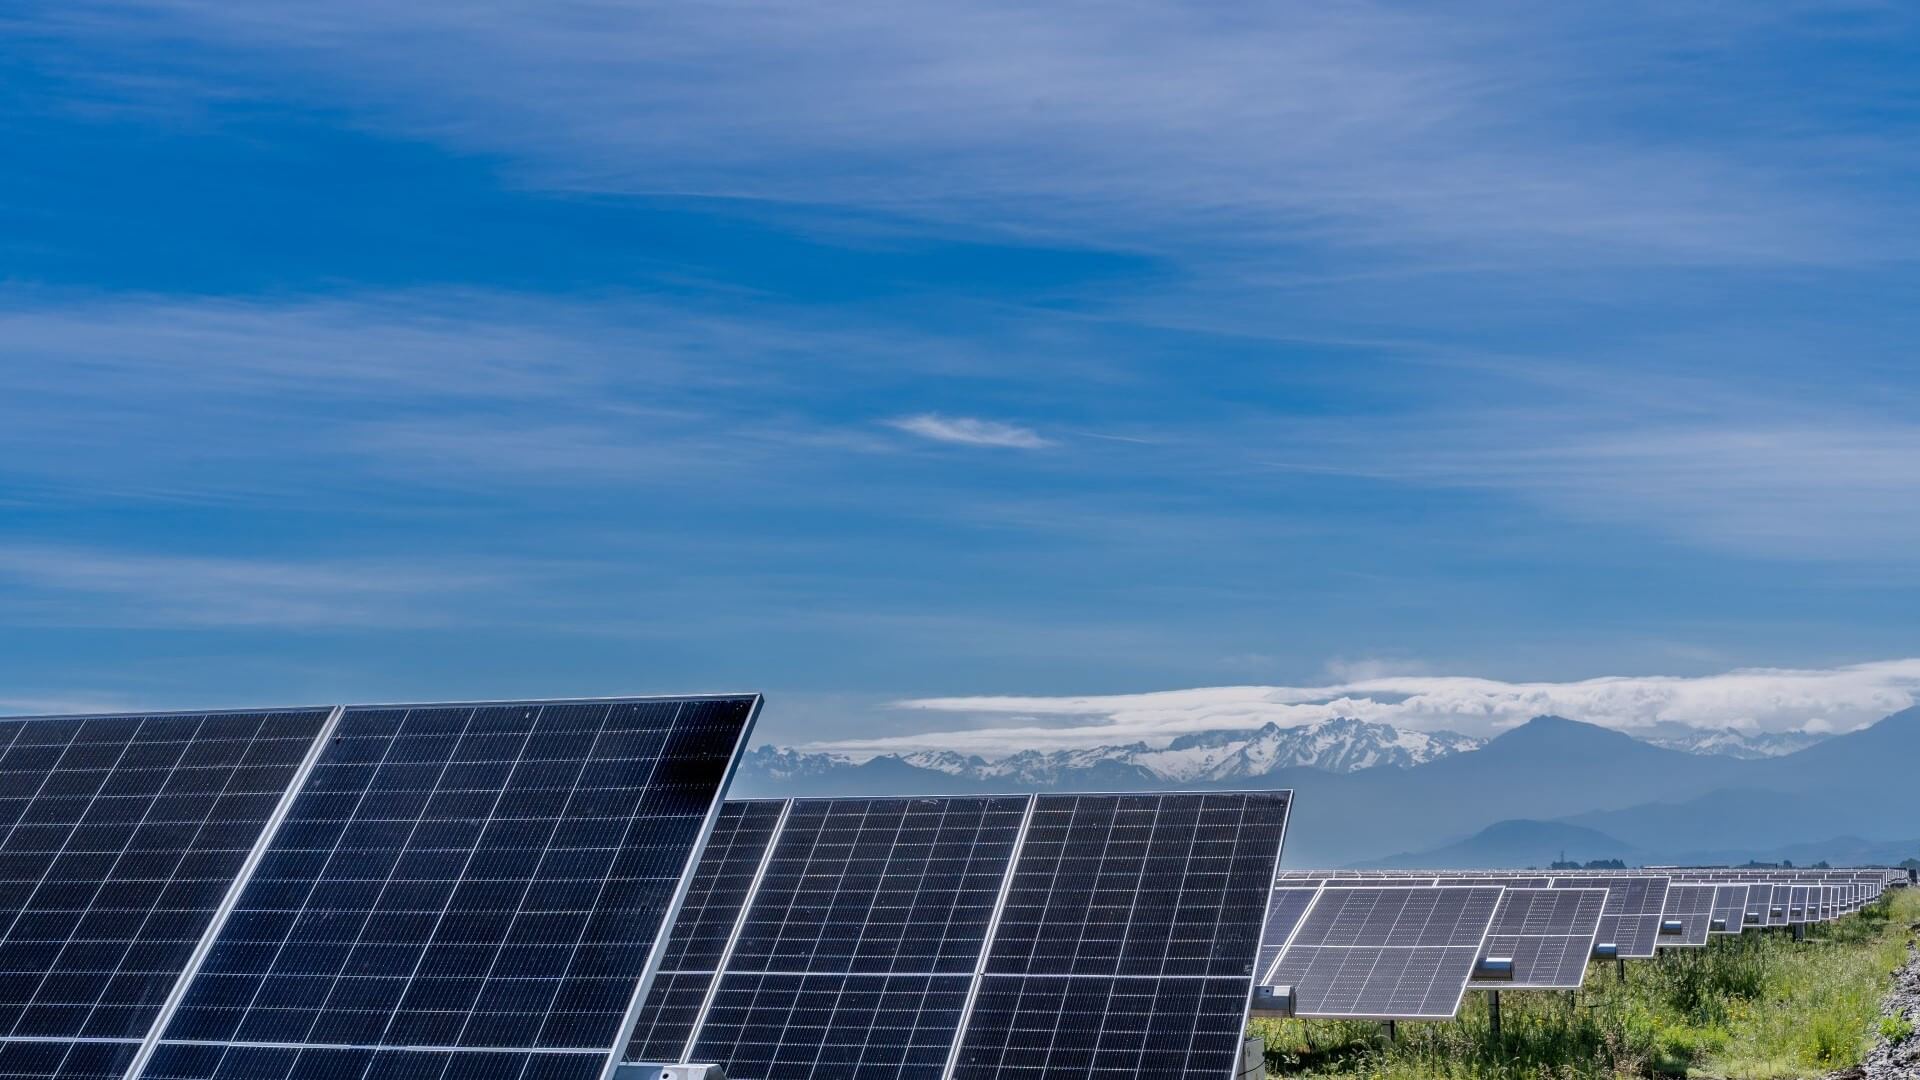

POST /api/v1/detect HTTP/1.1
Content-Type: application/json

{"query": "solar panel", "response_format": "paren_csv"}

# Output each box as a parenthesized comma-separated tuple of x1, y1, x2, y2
(950, 791, 1291, 1079)
(1788, 884, 1814, 924)
(622, 800, 788, 1064)
(1709, 884, 1751, 932)
(142, 694, 759, 1080)
(1656, 885, 1716, 947)
(0, 708, 335, 1080)
(676, 795, 1027, 1080)
(1264, 885, 1502, 1020)
(1763, 883, 1791, 927)
(1255, 888, 1320, 981)
(1557, 875, 1668, 958)
(1468, 887, 1605, 990)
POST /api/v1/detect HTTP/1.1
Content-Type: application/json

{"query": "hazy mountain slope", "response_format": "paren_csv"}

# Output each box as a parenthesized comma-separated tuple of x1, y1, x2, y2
(1355, 819, 1641, 870)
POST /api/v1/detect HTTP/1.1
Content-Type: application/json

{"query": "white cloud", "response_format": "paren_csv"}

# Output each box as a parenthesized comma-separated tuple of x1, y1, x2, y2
(0, 545, 516, 628)
(886, 414, 1052, 450)
(42, 0, 1901, 266)
(812, 659, 1920, 755)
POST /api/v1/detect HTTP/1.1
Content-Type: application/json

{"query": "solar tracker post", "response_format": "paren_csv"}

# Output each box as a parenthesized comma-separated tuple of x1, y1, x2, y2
(1488, 989, 1501, 1042)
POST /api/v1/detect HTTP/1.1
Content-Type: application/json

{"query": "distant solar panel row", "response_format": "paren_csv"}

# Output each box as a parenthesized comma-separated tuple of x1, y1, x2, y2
(1256, 865, 1899, 1020)
(0, 696, 762, 1080)
(626, 791, 1294, 1080)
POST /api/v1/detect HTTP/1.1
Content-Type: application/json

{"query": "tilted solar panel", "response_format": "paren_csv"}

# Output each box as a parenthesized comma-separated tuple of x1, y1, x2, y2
(0, 708, 335, 1080)
(1468, 887, 1605, 990)
(1709, 884, 1751, 933)
(1657, 885, 1716, 947)
(680, 795, 1027, 1080)
(622, 800, 787, 1064)
(1266, 885, 1502, 1020)
(1255, 888, 1321, 982)
(140, 695, 759, 1080)
(1763, 884, 1791, 927)
(950, 791, 1291, 1080)
(1557, 876, 1668, 959)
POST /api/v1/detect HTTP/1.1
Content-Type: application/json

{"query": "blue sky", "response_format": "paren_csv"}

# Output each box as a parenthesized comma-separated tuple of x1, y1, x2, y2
(5, 1, 1920, 746)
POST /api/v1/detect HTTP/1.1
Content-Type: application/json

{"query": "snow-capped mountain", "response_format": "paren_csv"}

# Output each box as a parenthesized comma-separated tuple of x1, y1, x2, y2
(1639, 726, 1827, 759)
(746, 716, 1485, 787)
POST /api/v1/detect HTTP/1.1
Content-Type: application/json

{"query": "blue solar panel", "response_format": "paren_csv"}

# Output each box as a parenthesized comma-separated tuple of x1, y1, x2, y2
(144, 695, 758, 1080)
(646, 795, 1026, 1080)
(0, 708, 334, 1079)
(951, 791, 1291, 1080)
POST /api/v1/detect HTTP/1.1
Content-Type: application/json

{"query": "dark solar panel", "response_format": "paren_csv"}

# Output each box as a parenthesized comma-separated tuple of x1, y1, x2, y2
(653, 801, 786, 973)
(0, 1039, 139, 1080)
(691, 973, 970, 1080)
(659, 795, 1028, 1080)
(1255, 887, 1320, 981)
(622, 971, 714, 1065)
(148, 695, 758, 1080)
(1469, 887, 1605, 990)
(983, 792, 1288, 980)
(728, 796, 1029, 977)
(1266, 885, 1501, 1019)
(0, 708, 333, 1075)
(952, 791, 1291, 1080)
(140, 1042, 606, 1080)
(950, 974, 1250, 1080)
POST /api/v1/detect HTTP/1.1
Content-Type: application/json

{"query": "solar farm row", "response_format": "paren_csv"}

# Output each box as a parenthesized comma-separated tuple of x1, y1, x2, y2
(0, 697, 1902, 1079)
(1256, 867, 1899, 1022)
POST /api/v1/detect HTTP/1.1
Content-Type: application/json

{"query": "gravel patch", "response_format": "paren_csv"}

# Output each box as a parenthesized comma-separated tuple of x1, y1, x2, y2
(1828, 931, 1920, 1080)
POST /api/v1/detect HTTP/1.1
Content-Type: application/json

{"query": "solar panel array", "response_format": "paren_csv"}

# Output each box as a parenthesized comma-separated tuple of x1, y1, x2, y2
(626, 791, 1293, 1080)
(0, 695, 761, 1080)
(1258, 866, 1898, 1022)
(3, 691, 1903, 1074)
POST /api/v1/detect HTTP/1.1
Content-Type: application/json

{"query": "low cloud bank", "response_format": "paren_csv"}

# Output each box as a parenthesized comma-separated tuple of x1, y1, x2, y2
(815, 659, 1920, 756)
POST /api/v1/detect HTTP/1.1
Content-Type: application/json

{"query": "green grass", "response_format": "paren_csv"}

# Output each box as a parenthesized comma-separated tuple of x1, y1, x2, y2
(1252, 887, 1919, 1080)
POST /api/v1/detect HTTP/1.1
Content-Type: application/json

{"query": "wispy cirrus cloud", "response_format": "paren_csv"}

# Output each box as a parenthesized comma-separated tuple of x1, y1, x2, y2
(886, 414, 1052, 450)
(0, 545, 518, 628)
(810, 659, 1920, 755)
(36, 0, 1913, 266)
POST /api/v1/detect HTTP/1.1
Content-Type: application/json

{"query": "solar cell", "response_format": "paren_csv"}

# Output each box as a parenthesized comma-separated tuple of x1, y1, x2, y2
(1468, 887, 1605, 990)
(951, 791, 1291, 1080)
(144, 695, 758, 1080)
(0, 708, 334, 1079)
(1265, 885, 1502, 1020)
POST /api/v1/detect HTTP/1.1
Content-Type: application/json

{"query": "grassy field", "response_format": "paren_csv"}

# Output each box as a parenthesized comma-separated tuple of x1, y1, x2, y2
(1252, 887, 1919, 1080)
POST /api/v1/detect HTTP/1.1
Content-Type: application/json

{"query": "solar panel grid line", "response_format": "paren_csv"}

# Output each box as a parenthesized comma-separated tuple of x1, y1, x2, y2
(667, 798, 793, 1063)
(939, 794, 1037, 1080)
(122, 707, 344, 1080)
